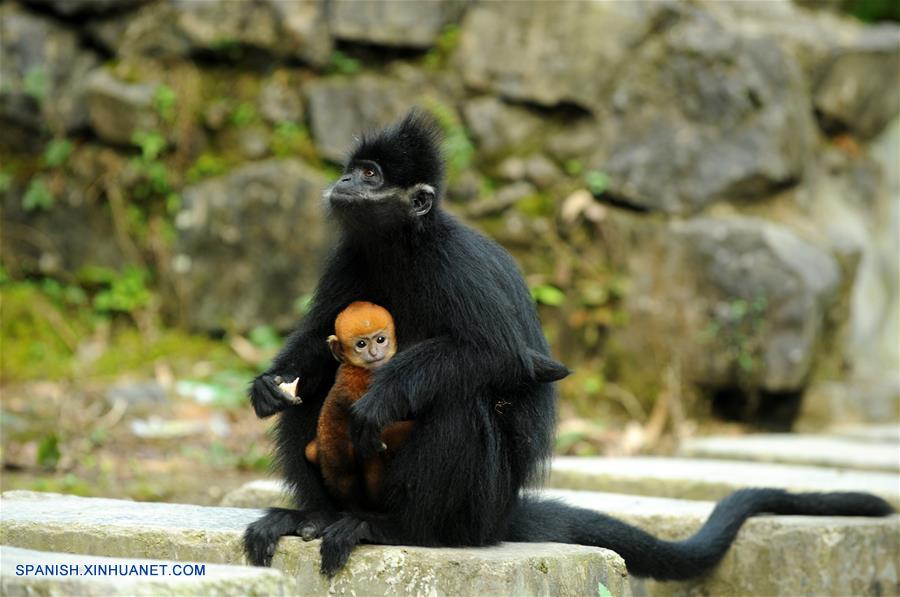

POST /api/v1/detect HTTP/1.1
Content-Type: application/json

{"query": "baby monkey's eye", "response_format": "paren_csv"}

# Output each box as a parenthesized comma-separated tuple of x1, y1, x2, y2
(356, 340, 367, 349)
(363, 169, 375, 178)
(376, 336, 386, 344)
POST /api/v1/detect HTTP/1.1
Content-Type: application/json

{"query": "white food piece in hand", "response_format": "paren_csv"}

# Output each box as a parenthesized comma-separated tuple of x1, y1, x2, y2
(278, 378, 300, 402)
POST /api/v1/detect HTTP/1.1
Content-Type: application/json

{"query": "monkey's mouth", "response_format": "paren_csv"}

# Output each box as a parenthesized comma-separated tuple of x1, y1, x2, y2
(366, 357, 386, 368)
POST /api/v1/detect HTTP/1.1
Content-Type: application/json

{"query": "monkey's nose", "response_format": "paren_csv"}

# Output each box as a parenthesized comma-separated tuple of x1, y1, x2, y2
(340, 176, 351, 183)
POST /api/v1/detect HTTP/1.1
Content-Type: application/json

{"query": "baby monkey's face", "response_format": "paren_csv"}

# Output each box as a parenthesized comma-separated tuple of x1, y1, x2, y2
(345, 328, 396, 369)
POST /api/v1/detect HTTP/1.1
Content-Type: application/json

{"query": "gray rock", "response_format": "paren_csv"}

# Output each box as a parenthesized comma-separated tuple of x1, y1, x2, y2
(592, 5, 816, 213)
(607, 214, 841, 395)
(0, 5, 100, 132)
(329, 0, 467, 48)
(456, 1, 667, 110)
(710, 1, 900, 139)
(220, 480, 292, 509)
(87, 0, 331, 67)
(462, 96, 546, 158)
(85, 70, 161, 146)
(172, 159, 330, 332)
(259, 74, 304, 125)
(798, 378, 900, 430)
(304, 75, 418, 162)
(812, 26, 899, 139)
(677, 217, 840, 391)
(0, 492, 632, 597)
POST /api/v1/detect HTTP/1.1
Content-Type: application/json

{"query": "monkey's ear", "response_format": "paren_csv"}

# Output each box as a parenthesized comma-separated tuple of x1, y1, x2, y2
(410, 184, 435, 217)
(327, 335, 343, 362)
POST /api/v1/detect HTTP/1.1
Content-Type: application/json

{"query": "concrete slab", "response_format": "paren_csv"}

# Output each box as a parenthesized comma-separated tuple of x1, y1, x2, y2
(220, 479, 292, 509)
(0, 545, 288, 596)
(0, 491, 631, 597)
(680, 434, 900, 472)
(541, 490, 900, 597)
(829, 424, 900, 444)
(219, 481, 899, 596)
(549, 456, 900, 508)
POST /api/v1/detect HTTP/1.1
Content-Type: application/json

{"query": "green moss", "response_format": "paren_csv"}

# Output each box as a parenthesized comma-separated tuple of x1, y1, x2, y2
(89, 328, 245, 380)
(0, 284, 87, 381)
(516, 193, 554, 218)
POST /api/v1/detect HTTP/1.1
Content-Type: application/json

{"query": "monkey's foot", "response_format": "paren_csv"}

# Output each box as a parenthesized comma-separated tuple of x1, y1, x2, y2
(319, 516, 368, 576)
(243, 508, 305, 567)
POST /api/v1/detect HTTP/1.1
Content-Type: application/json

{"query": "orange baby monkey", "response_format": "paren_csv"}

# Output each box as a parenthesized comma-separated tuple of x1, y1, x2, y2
(304, 301, 413, 509)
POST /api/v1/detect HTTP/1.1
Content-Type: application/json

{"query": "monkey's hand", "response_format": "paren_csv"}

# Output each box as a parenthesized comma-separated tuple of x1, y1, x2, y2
(249, 373, 301, 418)
(348, 393, 389, 458)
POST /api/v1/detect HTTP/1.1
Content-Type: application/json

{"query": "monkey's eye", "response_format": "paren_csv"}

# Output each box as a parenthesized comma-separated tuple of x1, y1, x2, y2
(356, 340, 367, 349)
(363, 169, 375, 178)
(376, 336, 386, 344)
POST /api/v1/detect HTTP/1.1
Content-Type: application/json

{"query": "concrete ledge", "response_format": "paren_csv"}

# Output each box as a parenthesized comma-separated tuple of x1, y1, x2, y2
(549, 456, 900, 508)
(541, 490, 899, 597)
(0, 491, 631, 597)
(679, 434, 900, 472)
(220, 482, 899, 596)
(0, 546, 288, 596)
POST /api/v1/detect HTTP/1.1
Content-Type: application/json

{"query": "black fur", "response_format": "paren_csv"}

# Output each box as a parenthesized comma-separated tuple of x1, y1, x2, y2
(244, 111, 894, 578)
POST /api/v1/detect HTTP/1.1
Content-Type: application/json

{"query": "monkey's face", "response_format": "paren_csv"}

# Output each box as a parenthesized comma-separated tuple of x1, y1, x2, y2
(324, 159, 436, 228)
(343, 328, 396, 369)
(324, 110, 444, 233)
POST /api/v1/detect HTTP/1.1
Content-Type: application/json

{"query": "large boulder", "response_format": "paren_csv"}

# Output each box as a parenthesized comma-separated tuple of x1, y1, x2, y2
(172, 159, 330, 333)
(329, 0, 468, 48)
(462, 96, 546, 159)
(708, 1, 900, 139)
(85, 70, 161, 146)
(304, 75, 422, 162)
(589, 5, 816, 214)
(0, 5, 100, 133)
(86, 0, 332, 68)
(456, 1, 667, 111)
(608, 214, 841, 396)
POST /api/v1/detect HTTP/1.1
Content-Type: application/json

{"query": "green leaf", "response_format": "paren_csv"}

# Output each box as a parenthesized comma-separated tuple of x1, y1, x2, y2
(24, 67, 47, 101)
(585, 170, 609, 195)
(131, 130, 166, 161)
(598, 582, 613, 597)
(43, 138, 73, 168)
(22, 178, 54, 211)
(248, 325, 282, 350)
(37, 434, 61, 468)
(531, 284, 566, 307)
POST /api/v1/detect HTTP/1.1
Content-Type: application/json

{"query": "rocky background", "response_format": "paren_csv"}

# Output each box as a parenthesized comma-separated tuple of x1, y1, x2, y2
(1, 0, 898, 498)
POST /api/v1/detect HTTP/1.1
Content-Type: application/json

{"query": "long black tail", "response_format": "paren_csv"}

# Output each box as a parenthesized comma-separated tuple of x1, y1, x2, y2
(505, 489, 894, 581)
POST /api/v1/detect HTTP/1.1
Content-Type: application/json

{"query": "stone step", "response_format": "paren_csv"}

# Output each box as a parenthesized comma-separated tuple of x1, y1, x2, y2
(679, 433, 900, 471)
(543, 489, 898, 597)
(828, 423, 900, 444)
(549, 456, 900, 508)
(0, 545, 288, 596)
(0, 491, 630, 597)
(218, 480, 899, 596)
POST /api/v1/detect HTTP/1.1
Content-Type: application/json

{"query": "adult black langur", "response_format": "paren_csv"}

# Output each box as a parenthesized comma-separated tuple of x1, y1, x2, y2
(244, 110, 893, 578)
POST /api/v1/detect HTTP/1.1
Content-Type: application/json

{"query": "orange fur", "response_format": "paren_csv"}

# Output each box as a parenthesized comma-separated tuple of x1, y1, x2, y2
(305, 303, 413, 509)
